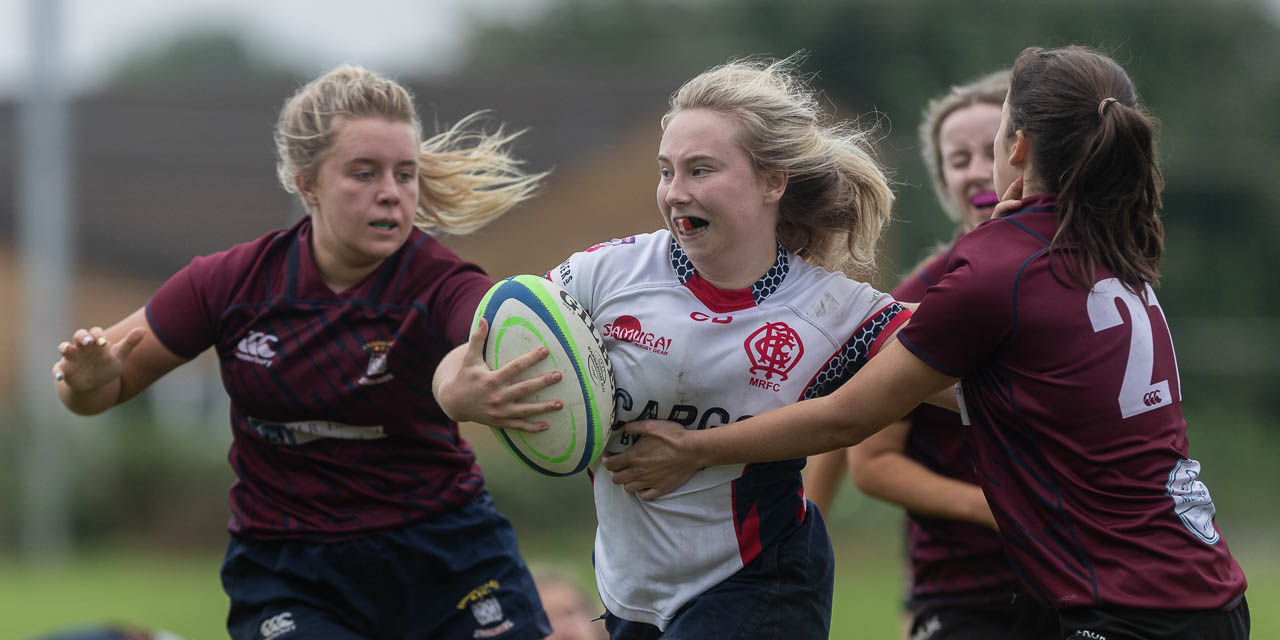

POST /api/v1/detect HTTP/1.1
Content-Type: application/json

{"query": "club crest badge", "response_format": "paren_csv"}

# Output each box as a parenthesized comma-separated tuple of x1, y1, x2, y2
(458, 580, 515, 638)
(745, 321, 804, 392)
(357, 340, 395, 386)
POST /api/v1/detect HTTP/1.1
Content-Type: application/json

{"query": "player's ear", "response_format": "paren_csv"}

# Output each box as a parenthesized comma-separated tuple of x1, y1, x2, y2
(295, 173, 319, 208)
(1009, 130, 1030, 168)
(762, 169, 787, 205)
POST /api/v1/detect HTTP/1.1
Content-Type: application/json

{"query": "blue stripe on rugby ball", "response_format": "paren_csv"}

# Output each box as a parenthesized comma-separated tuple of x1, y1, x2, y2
(482, 276, 598, 477)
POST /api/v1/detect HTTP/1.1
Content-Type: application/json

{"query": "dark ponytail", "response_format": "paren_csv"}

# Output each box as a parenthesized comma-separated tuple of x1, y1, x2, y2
(1008, 46, 1164, 294)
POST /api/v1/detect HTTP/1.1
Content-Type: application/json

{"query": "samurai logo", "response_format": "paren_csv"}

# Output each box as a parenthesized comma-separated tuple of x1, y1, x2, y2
(357, 340, 395, 386)
(745, 322, 804, 382)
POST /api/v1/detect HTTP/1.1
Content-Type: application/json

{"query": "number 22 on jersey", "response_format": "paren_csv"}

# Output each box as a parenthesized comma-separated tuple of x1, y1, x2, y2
(1089, 279, 1220, 545)
(1087, 278, 1182, 419)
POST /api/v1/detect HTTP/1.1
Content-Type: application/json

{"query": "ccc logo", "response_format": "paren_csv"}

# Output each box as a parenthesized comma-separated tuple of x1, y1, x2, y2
(690, 312, 732, 324)
(260, 611, 296, 639)
(1143, 390, 1163, 406)
(238, 331, 279, 359)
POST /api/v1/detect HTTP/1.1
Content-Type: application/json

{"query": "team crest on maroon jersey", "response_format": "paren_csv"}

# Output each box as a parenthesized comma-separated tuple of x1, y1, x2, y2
(358, 340, 395, 386)
(745, 322, 803, 392)
(603, 315, 672, 355)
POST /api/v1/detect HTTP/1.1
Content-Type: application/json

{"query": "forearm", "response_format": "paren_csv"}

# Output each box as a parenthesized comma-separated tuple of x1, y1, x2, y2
(924, 384, 960, 413)
(432, 344, 468, 414)
(681, 341, 956, 468)
(852, 452, 996, 528)
(683, 395, 882, 468)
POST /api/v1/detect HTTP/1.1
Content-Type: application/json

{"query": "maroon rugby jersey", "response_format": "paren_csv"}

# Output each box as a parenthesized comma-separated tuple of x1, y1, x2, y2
(147, 217, 493, 539)
(893, 249, 1020, 612)
(900, 195, 1247, 610)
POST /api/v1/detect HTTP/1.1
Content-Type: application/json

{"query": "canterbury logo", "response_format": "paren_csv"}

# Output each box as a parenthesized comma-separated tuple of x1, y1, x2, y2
(1143, 390, 1164, 406)
(260, 612, 296, 639)
(236, 331, 279, 367)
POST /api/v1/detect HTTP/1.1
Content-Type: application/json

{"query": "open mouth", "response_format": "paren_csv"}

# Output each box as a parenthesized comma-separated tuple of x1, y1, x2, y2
(971, 192, 999, 209)
(370, 220, 398, 231)
(673, 216, 710, 236)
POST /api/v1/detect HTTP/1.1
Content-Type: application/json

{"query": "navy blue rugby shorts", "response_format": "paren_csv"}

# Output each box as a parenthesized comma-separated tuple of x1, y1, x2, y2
(221, 491, 552, 640)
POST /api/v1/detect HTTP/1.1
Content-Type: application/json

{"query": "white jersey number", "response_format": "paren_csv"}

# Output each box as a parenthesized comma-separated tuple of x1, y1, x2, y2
(1086, 278, 1181, 418)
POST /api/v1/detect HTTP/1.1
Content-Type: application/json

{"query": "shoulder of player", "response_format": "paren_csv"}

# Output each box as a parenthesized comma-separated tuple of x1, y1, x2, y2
(560, 229, 675, 287)
(777, 261, 898, 342)
(952, 218, 1053, 273)
(782, 257, 882, 300)
(185, 222, 297, 280)
(969, 210, 1059, 247)
(397, 229, 472, 270)
(383, 230, 495, 304)
(574, 229, 667, 262)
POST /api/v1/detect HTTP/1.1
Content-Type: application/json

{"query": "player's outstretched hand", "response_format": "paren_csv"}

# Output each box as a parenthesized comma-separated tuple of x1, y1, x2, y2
(603, 420, 697, 501)
(53, 326, 145, 392)
(436, 318, 564, 432)
(991, 176, 1024, 218)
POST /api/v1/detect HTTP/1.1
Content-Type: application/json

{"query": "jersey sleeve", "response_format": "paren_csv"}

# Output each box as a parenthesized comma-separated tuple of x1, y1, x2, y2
(145, 253, 229, 359)
(893, 244, 953, 304)
(422, 245, 494, 347)
(800, 289, 912, 401)
(899, 231, 1014, 378)
(546, 242, 609, 317)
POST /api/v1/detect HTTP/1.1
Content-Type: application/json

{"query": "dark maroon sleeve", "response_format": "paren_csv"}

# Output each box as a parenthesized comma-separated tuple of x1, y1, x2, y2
(423, 242, 495, 347)
(145, 253, 226, 359)
(898, 232, 1014, 378)
(892, 246, 952, 304)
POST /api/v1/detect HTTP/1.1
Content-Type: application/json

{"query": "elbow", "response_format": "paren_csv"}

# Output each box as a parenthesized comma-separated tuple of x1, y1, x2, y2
(847, 457, 877, 493)
(848, 462, 891, 500)
(829, 421, 875, 451)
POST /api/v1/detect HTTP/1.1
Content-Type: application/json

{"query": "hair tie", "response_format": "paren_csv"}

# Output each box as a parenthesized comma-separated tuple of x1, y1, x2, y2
(1098, 97, 1119, 117)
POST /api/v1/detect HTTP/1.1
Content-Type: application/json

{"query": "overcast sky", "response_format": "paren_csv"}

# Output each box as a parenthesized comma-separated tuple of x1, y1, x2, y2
(0, 0, 548, 95)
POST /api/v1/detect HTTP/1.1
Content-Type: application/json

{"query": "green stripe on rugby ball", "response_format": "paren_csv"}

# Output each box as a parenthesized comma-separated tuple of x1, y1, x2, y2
(472, 275, 611, 476)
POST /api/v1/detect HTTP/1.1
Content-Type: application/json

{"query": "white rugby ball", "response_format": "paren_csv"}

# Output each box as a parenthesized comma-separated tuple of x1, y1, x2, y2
(472, 275, 615, 476)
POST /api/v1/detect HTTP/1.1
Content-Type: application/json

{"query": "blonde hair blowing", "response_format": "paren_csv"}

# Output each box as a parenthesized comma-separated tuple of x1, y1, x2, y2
(663, 55, 894, 280)
(918, 70, 1009, 225)
(275, 65, 545, 235)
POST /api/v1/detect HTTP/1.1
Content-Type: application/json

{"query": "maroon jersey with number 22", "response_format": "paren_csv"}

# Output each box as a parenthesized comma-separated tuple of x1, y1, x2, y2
(900, 195, 1247, 611)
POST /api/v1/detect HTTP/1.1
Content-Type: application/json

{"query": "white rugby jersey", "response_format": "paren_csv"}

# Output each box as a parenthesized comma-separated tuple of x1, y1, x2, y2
(548, 230, 909, 629)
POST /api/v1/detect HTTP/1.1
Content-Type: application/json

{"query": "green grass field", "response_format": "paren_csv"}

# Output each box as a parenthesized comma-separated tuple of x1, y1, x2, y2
(1, 532, 1274, 639)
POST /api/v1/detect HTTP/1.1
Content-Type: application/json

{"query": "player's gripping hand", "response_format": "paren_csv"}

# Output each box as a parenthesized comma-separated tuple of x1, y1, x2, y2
(53, 326, 145, 392)
(434, 318, 564, 432)
(991, 176, 1024, 219)
(603, 420, 698, 501)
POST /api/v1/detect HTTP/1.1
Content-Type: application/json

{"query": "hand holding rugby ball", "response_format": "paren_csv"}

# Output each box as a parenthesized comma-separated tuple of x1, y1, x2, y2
(472, 275, 615, 476)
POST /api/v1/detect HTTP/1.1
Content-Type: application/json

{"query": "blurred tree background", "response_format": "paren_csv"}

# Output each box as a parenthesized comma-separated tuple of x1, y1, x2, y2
(1, 0, 1277, 636)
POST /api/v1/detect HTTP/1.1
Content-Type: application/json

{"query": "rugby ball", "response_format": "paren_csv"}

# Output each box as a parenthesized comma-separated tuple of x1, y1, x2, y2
(472, 275, 615, 476)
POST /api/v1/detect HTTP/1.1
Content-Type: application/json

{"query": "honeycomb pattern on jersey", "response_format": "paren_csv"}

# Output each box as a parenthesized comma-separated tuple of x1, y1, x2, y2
(669, 239, 790, 305)
(750, 243, 790, 304)
(802, 302, 906, 400)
